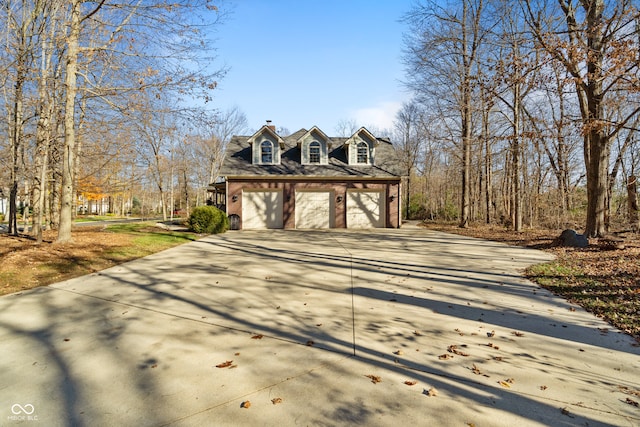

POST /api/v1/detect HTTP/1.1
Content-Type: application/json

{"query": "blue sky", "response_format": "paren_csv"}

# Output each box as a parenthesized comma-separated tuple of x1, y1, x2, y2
(212, 0, 414, 134)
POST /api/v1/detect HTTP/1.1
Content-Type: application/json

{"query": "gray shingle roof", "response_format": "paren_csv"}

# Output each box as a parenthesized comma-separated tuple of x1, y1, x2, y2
(219, 128, 403, 178)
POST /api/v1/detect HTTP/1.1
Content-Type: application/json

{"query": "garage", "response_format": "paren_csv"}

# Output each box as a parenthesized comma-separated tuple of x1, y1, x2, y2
(346, 190, 384, 228)
(295, 191, 333, 229)
(242, 190, 284, 229)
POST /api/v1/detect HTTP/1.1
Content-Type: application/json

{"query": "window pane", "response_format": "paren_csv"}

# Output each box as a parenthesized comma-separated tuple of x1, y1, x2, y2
(261, 141, 273, 163)
(309, 141, 320, 163)
(357, 142, 368, 163)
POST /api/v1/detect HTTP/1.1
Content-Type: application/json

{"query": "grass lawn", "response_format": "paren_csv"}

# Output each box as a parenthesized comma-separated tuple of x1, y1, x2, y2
(0, 222, 200, 296)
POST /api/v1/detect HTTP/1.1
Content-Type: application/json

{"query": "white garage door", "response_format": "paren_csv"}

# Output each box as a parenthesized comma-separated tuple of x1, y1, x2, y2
(346, 190, 384, 228)
(242, 190, 283, 229)
(295, 191, 333, 229)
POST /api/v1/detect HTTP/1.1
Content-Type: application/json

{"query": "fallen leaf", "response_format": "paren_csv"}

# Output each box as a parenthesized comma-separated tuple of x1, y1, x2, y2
(235, 352, 240, 356)
(511, 331, 525, 337)
(151, 364, 157, 368)
(506, 378, 515, 384)
(63, 338, 70, 342)
(439, 354, 453, 360)
(365, 374, 381, 384)
(619, 386, 640, 397)
(423, 387, 438, 397)
(455, 328, 464, 336)
(271, 397, 283, 405)
(492, 356, 503, 361)
(487, 330, 495, 337)
(499, 381, 511, 388)
(404, 380, 417, 386)
(393, 350, 404, 356)
(216, 360, 233, 368)
(413, 330, 422, 336)
(448, 345, 469, 356)
(241, 401, 251, 409)
(625, 398, 639, 407)
(472, 364, 482, 375)
(316, 323, 322, 327)
(251, 334, 263, 339)
(540, 385, 548, 391)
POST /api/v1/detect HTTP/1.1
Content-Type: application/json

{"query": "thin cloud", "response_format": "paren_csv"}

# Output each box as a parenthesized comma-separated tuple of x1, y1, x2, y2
(350, 101, 402, 130)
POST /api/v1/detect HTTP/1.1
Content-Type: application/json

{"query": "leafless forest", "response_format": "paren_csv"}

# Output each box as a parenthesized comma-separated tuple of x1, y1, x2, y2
(1, 0, 639, 242)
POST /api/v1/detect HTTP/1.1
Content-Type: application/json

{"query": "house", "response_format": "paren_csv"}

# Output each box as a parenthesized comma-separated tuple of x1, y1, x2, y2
(215, 121, 403, 230)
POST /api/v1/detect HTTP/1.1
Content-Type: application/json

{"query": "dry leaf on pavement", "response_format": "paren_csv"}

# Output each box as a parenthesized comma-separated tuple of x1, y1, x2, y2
(216, 360, 233, 368)
(271, 397, 283, 405)
(241, 401, 251, 409)
(423, 387, 438, 397)
(365, 374, 381, 384)
(404, 380, 417, 386)
(251, 334, 264, 339)
(625, 398, 639, 407)
(448, 345, 469, 356)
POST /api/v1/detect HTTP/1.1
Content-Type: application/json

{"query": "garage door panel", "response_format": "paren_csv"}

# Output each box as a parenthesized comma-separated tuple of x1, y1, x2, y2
(346, 191, 384, 228)
(295, 191, 332, 229)
(242, 190, 283, 229)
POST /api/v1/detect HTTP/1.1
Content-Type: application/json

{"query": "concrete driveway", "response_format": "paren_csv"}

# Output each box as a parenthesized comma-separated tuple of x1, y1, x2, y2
(1, 228, 639, 426)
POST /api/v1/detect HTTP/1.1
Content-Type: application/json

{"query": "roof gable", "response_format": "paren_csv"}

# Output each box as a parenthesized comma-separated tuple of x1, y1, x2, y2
(247, 125, 285, 148)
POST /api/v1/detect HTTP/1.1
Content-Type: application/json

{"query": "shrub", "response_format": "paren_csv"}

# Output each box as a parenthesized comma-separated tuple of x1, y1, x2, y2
(188, 206, 229, 234)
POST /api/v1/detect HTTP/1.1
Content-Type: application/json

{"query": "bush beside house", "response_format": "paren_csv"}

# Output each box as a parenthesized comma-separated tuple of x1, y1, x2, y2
(188, 206, 229, 234)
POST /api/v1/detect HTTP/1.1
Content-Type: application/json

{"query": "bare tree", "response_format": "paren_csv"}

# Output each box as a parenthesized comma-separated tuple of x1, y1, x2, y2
(403, 0, 489, 228)
(523, 0, 640, 237)
(393, 100, 424, 219)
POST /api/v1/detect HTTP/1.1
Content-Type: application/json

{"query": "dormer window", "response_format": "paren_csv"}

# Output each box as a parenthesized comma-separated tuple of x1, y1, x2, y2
(309, 141, 321, 163)
(261, 141, 273, 163)
(298, 127, 331, 165)
(357, 142, 369, 164)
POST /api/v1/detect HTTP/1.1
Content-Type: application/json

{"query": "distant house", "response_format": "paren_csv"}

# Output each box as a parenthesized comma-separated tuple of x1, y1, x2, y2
(214, 121, 403, 230)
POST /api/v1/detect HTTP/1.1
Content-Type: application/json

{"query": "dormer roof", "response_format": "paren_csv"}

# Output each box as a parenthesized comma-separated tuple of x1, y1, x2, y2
(219, 125, 402, 179)
(296, 126, 333, 148)
(247, 125, 285, 149)
(343, 127, 379, 148)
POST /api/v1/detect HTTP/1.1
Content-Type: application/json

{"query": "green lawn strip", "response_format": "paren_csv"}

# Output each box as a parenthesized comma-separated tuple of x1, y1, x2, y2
(74, 215, 124, 222)
(526, 259, 640, 339)
(103, 222, 199, 260)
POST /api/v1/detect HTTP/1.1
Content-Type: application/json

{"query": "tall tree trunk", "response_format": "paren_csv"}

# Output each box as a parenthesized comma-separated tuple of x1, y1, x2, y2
(9, 50, 26, 236)
(33, 31, 53, 243)
(628, 175, 639, 231)
(484, 112, 492, 224)
(57, 0, 81, 243)
(459, 88, 472, 228)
